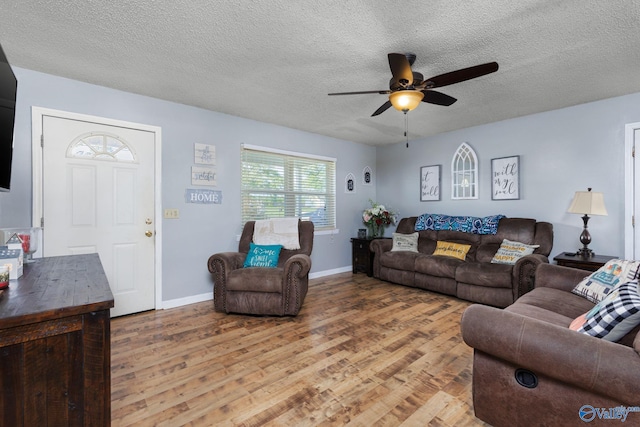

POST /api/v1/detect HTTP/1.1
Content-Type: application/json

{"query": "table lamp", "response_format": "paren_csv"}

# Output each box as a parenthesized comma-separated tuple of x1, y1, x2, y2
(567, 188, 607, 257)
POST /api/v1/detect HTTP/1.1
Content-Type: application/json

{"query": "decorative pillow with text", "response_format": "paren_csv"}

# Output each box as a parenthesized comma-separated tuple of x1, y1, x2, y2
(572, 259, 640, 304)
(243, 243, 283, 268)
(432, 241, 471, 261)
(391, 232, 419, 253)
(490, 239, 539, 265)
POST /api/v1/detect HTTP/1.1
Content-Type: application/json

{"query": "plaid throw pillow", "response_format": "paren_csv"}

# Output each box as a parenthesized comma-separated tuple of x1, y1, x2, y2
(569, 280, 640, 342)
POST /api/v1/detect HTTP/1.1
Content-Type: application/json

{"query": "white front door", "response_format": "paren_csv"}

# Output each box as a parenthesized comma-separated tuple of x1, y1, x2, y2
(40, 113, 157, 317)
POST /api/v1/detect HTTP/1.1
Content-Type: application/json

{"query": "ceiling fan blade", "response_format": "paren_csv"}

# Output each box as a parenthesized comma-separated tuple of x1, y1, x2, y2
(422, 90, 457, 106)
(388, 53, 413, 87)
(371, 100, 392, 117)
(328, 90, 390, 96)
(425, 62, 499, 88)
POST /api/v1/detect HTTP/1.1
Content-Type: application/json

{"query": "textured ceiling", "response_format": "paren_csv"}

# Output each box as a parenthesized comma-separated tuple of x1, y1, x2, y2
(1, 1, 639, 146)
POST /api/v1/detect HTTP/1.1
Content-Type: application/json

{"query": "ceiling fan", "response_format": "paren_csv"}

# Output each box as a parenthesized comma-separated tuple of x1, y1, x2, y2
(329, 53, 499, 116)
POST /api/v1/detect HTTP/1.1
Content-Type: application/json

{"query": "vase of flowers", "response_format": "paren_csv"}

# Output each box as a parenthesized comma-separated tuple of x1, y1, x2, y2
(362, 199, 397, 238)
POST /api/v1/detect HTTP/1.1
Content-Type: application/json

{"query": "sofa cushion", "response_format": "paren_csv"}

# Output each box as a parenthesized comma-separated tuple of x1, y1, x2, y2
(570, 280, 640, 342)
(572, 259, 640, 304)
(493, 217, 537, 244)
(511, 287, 594, 320)
(379, 250, 421, 271)
(506, 300, 575, 327)
(227, 267, 284, 292)
(475, 243, 501, 263)
(432, 241, 471, 260)
(490, 239, 540, 265)
(391, 232, 419, 252)
(415, 254, 463, 278)
(456, 262, 514, 288)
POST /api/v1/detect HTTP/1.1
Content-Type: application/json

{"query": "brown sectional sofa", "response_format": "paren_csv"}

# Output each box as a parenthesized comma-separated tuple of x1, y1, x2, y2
(461, 263, 640, 426)
(370, 216, 553, 307)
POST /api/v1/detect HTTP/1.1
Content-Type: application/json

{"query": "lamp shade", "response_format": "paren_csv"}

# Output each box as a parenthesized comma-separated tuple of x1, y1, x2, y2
(389, 90, 424, 112)
(567, 189, 608, 216)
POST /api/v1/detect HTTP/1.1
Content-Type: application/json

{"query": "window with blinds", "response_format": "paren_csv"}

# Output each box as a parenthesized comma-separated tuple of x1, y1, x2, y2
(241, 145, 336, 230)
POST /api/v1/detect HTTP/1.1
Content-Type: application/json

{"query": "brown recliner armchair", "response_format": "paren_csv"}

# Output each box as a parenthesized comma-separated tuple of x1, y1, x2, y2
(207, 220, 314, 316)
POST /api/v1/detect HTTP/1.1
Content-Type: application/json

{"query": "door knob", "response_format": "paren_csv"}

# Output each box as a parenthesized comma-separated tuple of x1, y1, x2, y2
(145, 230, 153, 237)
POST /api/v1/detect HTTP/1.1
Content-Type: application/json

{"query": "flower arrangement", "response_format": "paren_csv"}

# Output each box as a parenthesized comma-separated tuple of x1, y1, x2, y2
(362, 199, 397, 238)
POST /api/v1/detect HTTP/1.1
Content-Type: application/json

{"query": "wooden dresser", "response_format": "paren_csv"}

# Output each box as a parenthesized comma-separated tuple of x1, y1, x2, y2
(0, 254, 114, 426)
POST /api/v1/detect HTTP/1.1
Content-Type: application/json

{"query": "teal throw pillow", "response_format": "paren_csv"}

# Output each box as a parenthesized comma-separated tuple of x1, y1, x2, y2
(243, 243, 283, 268)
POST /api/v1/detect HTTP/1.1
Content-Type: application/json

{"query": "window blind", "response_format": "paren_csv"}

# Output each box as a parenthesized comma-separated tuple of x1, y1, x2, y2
(241, 145, 336, 230)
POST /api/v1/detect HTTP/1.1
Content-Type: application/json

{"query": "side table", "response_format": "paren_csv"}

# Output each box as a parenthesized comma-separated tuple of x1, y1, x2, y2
(553, 252, 617, 272)
(351, 237, 378, 276)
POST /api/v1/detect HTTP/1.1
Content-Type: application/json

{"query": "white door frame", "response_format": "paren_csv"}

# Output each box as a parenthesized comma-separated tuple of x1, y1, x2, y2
(624, 121, 640, 259)
(31, 106, 163, 309)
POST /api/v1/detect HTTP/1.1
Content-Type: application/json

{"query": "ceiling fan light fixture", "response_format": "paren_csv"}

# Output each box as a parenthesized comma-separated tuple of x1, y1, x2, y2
(389, 90, 424, 112)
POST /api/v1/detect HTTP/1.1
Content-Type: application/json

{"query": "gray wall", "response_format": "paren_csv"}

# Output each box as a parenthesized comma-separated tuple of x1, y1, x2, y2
(2, 66, 640, 306)
(0, 67, 377, 303)
(376, 92, 640, 259)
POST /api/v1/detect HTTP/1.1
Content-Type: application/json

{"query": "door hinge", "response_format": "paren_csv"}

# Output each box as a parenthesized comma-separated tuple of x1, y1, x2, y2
(41, 217, 44, 228)
(633, 215, 635, 228)
(40, 134, 44, 147)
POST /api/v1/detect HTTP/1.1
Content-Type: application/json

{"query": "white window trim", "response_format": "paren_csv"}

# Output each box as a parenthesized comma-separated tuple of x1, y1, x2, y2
(242, 143, 336, 163)
(240, 144, 338, 233)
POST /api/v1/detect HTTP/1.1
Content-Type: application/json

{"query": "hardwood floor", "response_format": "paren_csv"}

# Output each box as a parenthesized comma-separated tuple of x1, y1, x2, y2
(111, 273, 489, 426)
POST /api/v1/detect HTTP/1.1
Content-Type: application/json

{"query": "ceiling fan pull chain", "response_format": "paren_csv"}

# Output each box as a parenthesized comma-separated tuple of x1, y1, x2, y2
(404, 111, 409, 148)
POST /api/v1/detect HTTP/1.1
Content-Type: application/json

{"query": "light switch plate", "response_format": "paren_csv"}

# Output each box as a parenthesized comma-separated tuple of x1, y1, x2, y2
(164, 208, 179, 219)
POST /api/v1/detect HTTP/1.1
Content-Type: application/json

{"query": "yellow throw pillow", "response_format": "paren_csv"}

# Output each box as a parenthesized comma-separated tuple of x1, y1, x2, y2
(432, 241, 471, 261)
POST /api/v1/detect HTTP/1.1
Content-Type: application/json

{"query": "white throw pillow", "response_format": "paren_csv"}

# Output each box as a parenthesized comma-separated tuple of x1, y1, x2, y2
(572, 259, 640, 304)
(391, 232, 419, 253)
(490, 239, 539, 265)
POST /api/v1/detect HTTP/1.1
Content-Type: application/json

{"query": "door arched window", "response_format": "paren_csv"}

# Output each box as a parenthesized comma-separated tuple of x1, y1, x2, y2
(451, 142, 478, 199)
(66, 132, 137, 163)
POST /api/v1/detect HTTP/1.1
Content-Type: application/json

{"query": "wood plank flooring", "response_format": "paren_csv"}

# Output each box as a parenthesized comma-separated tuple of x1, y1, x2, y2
(111, 273, 489, 426)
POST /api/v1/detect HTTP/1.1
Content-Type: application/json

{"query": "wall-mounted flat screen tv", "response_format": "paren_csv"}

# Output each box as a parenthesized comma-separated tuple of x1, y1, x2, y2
(0, 43, 17, 192)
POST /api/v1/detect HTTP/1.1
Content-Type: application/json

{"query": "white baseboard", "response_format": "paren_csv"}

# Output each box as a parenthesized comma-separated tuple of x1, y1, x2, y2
(160, 266, 353, 310)
(160, 292, 213, 310)
(309, 265, 352, 279)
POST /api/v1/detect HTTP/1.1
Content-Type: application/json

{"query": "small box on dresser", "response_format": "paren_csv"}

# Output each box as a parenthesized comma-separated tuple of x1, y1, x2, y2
(0, 247, 22, 279)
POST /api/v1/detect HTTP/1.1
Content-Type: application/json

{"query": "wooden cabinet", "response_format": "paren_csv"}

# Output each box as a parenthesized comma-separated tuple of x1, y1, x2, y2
(553, 252, 617, 272)
(0, 254, 113, 427)
(351, 237, 376, 276)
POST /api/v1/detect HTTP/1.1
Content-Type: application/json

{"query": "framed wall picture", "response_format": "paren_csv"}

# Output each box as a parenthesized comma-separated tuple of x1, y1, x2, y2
(345, 173, 356, 193)
(362, 166, 372, 185)
(491, 155, 520, 200)
(420, 165, 441, 201)
(194, 143, 216, 165)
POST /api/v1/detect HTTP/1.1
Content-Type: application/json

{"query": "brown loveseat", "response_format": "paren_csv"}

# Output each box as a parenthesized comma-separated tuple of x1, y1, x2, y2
(461, 263, 640, 426)
(370, 216, 553, 307)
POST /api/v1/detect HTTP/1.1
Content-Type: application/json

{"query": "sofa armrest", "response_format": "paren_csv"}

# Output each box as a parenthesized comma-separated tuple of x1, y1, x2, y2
(208, 252, 245, 276)
(461, 304, 640, 405)
(283, 253, 312, 279)
(369, 238, 393, 278)
(208, 252, 245, 311)
(511, 254, 549, 299)
(535, 262, 590, 292)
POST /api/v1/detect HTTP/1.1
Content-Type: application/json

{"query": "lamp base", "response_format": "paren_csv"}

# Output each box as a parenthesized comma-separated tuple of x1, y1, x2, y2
(576, 214, 594, 258)
(576, 247, 594, 258)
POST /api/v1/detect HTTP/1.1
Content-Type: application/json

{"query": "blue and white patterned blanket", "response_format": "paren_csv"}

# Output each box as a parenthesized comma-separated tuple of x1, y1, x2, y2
(414, 214, 505, 235)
